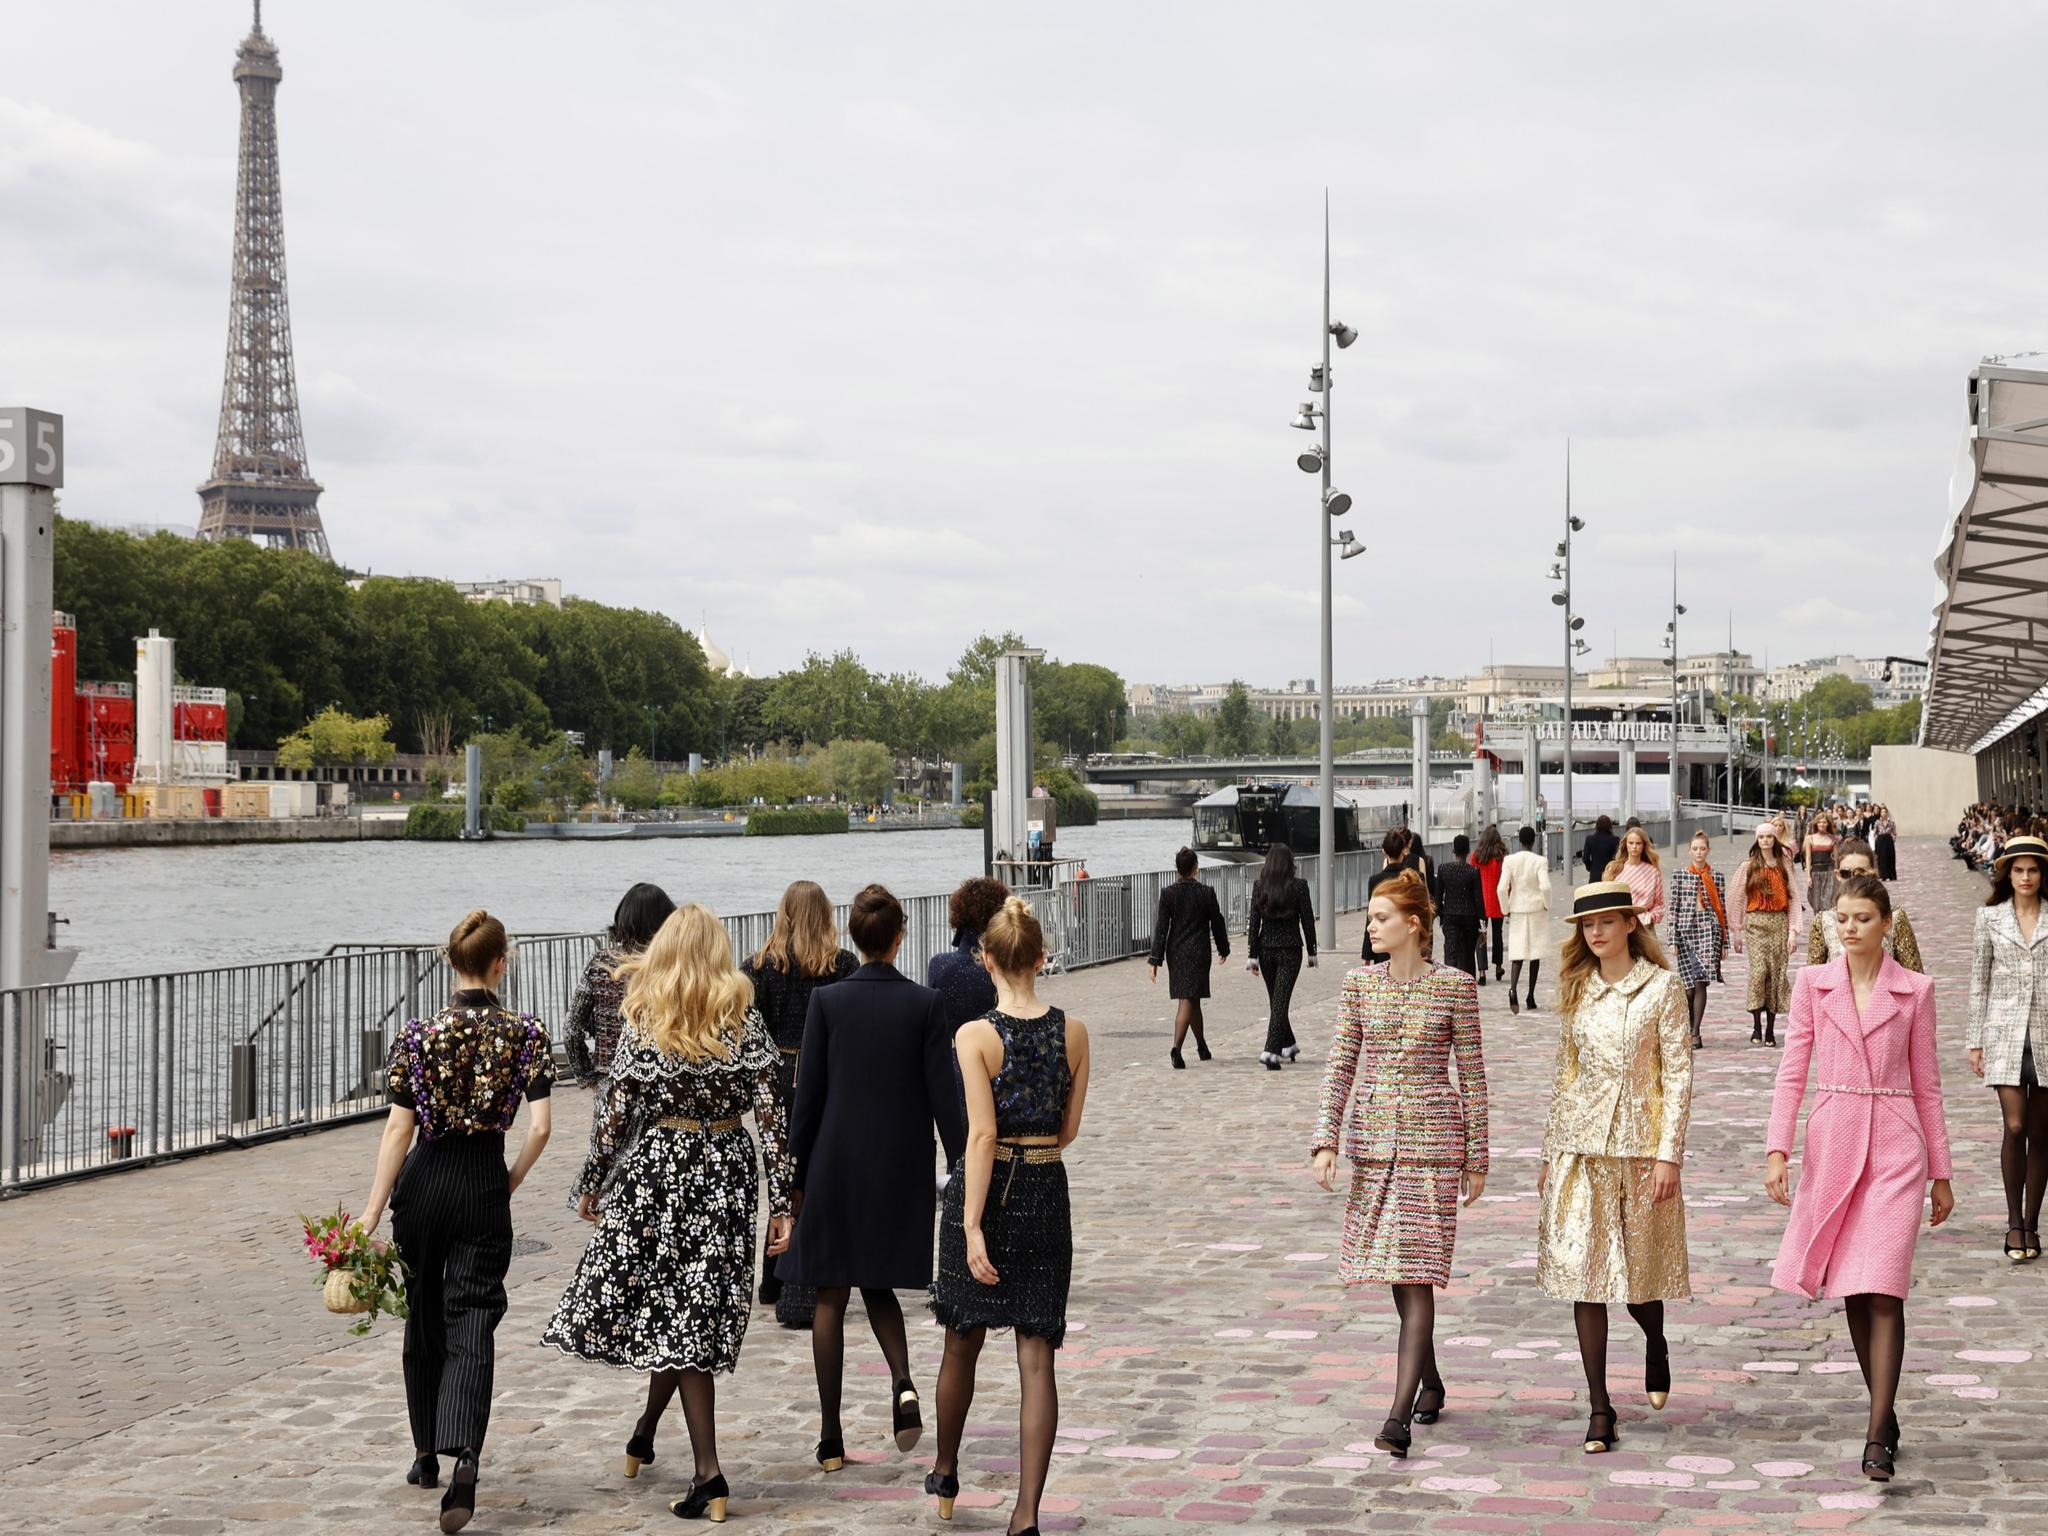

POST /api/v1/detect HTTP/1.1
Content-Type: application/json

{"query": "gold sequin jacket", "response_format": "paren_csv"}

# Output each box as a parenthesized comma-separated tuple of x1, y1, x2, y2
(1542, 958, 1692, 1165)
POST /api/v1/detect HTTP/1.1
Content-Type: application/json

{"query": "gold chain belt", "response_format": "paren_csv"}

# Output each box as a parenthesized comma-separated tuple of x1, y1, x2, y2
(653, 1115, 745, 1132)
(778, 1046, 801, 1056)
(1818, 1085, 1913, 1098)
(992, 1141, 1062, 1207)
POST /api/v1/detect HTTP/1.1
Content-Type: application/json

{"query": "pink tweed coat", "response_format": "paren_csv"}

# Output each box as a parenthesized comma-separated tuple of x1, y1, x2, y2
(1766, 955, 1952, 1300)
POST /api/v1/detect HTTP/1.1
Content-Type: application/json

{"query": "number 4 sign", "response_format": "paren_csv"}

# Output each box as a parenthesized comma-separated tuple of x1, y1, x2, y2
(0, 408, 64, 487)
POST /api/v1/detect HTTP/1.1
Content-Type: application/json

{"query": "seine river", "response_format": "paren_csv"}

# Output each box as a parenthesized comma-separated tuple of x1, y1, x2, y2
(49, 820, 1199, 982)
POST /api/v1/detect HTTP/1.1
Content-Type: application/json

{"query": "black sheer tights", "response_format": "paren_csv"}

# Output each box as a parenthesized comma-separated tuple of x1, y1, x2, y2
(812, 1287, 913, 1439)
(1687, 982, 1708, 1040)
(1994, 1085, 2048, 1231)
(636, 1367, 719, 1480)
(1387, 1284, 1442, 1423)
(1572, 1300, 1665, 1410)
(1510, 960, 1542, 1001)
(932, 1326, 1057, 1536)
(1844, 1293, 1905, 1445)
(1172, 999, 1208, 1055)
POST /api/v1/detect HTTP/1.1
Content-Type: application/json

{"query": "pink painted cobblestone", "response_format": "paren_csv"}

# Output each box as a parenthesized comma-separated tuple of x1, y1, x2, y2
(1, 838, 2045, 1531)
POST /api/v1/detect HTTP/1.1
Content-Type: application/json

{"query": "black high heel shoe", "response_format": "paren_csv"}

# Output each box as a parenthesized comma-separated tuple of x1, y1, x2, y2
(1411, 1382, 1445, 1425)
(1583, 1407, 1618, 1454)
(2005, 1227, 2029, 1262)
(892, 1380, 923, 1452)
(1373, 1416, 1412, 1458)
(1170, 1046, 1186, 1070)
(669, 1472, 730, 1521)
(1195, 1038, 1213, 1061)
(2029, 1230, 2042, 1261)
(923, 1469, 959, 1520)
(1883, 1410, 1900, 1458)
(406, 1453, 439, 1488)
(624, 1431, 657, 1479)
(816, 1436, 845, 1472)
(1861, 1439, 1894, 1482)
(438, 1451, 478, 1532)
(1646, 1335, 1671, 1410)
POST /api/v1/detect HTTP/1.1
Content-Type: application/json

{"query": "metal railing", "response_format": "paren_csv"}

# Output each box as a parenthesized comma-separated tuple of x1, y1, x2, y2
(3, 853, 1402, 1194)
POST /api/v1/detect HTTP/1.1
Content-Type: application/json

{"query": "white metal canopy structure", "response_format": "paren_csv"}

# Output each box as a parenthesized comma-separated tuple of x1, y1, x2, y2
(1922, 360, 2048, 754)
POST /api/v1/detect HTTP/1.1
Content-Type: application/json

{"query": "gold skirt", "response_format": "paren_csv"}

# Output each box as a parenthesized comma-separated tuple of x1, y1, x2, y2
(1537, 1153, 1691, 1304)
(1744, 909, 1790, 1013)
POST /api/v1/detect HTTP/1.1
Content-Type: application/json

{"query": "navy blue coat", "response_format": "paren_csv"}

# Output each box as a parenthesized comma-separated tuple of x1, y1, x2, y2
(778, 962, 969, 1288)
(928, 933, 999, 1032)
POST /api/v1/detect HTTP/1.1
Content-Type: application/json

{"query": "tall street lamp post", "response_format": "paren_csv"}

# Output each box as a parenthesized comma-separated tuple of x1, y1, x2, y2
(1290, 193, 1359, 950)
(1549, 444, 1587, 871)
(1663, 555, 1688, 860)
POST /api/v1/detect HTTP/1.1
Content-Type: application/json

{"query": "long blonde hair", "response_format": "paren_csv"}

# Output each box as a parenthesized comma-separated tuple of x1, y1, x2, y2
(1557, 914, 1672, 1018)
(750, 879, 842, 977)
(1604, 826, 1661, 879)
(617, 904, 755, 1061)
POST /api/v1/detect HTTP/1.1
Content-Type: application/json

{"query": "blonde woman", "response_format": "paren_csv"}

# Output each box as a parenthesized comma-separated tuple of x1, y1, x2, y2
(1537, 883, 1693, 1455)
(740, 881, 859, 1322)
(1603, 825, 1666, 931)
(1733, 821, 1806, 1047)
(542, 905, 793, 1524)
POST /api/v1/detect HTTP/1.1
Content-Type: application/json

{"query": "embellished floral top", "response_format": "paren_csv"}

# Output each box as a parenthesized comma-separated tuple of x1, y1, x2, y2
(987, 1008, 1073, 1137)
(563, 943, 632, 1084)
(571, 1007, 794, 1216)
(387, 988, 554, 1141)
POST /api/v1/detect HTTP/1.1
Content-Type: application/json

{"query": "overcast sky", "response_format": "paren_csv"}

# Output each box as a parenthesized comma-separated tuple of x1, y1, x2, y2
(4, 2, 2041, 689)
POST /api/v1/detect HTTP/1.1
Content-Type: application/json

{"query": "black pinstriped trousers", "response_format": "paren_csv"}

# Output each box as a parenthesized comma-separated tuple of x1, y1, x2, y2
(1259, 945, 1304, 1056)
(389, 1132, 513, 1457)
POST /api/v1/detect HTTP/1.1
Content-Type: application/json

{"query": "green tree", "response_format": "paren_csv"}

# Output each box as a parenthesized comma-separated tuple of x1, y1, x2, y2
(1267, 715, 1300, 754)
(274, 706, 397, 769)
(1804, 674, 1875, 720)
(1213, 682, 1258, 755)
(817, 738, 896, 802)
(1156, 711, 1210, 757)
(765, 650, 882, 745)
(1036, 661, 1128, 755)
(609, 746, 663, 810)
(535, 739, 597, 818)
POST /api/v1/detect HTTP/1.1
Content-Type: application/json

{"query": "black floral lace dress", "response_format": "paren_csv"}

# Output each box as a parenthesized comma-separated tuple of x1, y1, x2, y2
(541, 1010, 792, 1374)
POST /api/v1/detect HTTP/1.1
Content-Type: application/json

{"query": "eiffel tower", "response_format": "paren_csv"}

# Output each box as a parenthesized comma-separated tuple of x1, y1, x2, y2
(195, 1, 331, 560)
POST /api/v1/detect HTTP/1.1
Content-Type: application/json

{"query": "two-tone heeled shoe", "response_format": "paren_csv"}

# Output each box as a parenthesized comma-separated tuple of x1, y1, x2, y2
(1583, 1407, 1618, 1454)
(815, 1436, 845, 1472)
(669, 1472, 730, 1521)
(1646, 1335, 1671, 1411)
(1281, 1044, 1299, 1061)
(438, 1451, 478, 1533)
(1372, 1416, 1412, 1458)
(2005, 1227, 2029, 1262)
(406, 1453, 439, 1488)
(892, 1381, 923, 1453)
(624, 1431, 657, 1479)
(1861, 1439, 1894, 1482)
(2029, 1230, 2043, 1261)
(1411, 1382, 1445, 1425)
(923, 1469, 959, 1520)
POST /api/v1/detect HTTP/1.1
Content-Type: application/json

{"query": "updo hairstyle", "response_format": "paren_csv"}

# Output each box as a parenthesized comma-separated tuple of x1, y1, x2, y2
(981, 895, 1046, 974)
(447, 909, 510, 978)
(848, 883, 906, 958)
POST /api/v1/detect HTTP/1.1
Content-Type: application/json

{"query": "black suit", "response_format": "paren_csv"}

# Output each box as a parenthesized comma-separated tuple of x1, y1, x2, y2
(1436, 860, 1484, 977)
(1581, 829, 1619, 884)
(779, 962, 968, 1289)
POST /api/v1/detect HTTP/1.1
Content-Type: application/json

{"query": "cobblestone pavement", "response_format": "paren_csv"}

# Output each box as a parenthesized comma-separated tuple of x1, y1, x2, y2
(3, 837, 2045, 1534)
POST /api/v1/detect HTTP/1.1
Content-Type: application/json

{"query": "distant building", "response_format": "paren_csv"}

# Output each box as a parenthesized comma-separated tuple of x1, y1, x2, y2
(1761, 654, 1929, 707)
(1677, 651, 1761, 700)
(694, 626, 754, 681)
(450, 577, 564, 608)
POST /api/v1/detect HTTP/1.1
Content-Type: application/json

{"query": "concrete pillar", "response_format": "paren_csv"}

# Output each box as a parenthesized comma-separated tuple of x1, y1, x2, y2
(1619, 738, 1638, 822)
(1524, 723, 1541, 829)
(993, 648, 1045, 877)
(1410, 697, 1431, 835)
(464, 742, 482, 839)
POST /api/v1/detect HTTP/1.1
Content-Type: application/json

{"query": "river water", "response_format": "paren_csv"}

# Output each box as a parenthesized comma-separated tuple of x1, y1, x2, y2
(49, 820, 1201, 982)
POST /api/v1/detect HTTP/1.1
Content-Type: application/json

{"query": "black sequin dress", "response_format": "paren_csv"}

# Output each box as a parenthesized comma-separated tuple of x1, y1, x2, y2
(931, 1008, 1074, 1346)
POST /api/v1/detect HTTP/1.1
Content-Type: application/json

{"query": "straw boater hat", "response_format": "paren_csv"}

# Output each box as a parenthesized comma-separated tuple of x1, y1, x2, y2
(1994, 835, 2048, 869)
(1566, 880, 1650, 923)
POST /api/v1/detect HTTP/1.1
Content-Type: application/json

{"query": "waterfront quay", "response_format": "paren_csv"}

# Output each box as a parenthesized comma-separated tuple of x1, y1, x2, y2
(2, 839, 2044, 1533)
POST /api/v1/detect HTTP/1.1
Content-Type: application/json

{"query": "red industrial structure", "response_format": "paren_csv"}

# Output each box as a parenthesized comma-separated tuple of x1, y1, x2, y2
(50, 614, 139, 793)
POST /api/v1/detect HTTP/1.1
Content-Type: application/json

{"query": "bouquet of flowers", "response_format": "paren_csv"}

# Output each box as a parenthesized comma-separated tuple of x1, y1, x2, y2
(299, 1207, 410, 1336)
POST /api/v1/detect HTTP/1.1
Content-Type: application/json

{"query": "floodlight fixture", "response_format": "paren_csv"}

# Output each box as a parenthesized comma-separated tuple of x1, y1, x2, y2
(1324, 488, 1352, 517)
(1329, 320, 1358, 348)
(1297, 444, 1325, 473)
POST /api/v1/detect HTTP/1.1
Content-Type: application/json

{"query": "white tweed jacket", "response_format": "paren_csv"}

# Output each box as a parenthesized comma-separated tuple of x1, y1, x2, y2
(1967, 903, 2048, 1087)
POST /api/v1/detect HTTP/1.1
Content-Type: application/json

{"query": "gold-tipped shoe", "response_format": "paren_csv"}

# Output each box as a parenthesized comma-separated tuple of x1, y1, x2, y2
(815, 1437, 845, 1472)
(623, 1432, 655, 1479)
(1646, 1336, 1670, 1410)
(1583, 1407, 1618, 1453)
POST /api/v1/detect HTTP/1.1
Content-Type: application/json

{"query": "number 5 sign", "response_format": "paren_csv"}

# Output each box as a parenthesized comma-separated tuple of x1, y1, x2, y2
(0, 408, 64, 487)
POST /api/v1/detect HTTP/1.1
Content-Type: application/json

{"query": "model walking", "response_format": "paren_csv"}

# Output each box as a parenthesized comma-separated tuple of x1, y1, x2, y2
(927, 897, 1091, 1536)
(779, 885, 967, 1474)
(1603, 825, 1666, 931)
(929, 876, 1010, 1031)
(1967, 834, 2048, 1263)
(361, 911, 554, 1532)
(1437, 835, 1486, 981)
(1248, 843, 1317, 1070)
(1474, 824, 1508, 985)
(1668, 831, 1728, 1050)
(1311, 869, 1487, 1458)
(1809, 842, 1922, 971)
(1149, 847, 1230, 1068)
(1498, 824, 1553, 1014)
(1874, 807, 1899, 882)
(565, 883, 674, 1083)
(1766, 875, 1953, 1481)
(1803, 814, 1841, 913)
(1733, 821, 1804, 1046)
(1361, 829, 1419, 962)
(541, 905, 789, 1522)
(740, 881, 860, 1323)
(1537, 882, 1692, 1456)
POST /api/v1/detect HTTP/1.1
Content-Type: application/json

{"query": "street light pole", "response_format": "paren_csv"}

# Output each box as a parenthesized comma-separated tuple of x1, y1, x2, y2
(1317, 196, 1336, 950)
(1550, 445, 1586, 872)
(1664, 555, 1686, 861)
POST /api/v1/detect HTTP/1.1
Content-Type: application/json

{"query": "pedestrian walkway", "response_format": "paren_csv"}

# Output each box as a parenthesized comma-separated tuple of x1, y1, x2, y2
(1, 838, 2043, 1533)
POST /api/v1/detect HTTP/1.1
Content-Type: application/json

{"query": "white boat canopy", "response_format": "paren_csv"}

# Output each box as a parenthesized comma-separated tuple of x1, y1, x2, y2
(1922, 360, 2048, 753)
